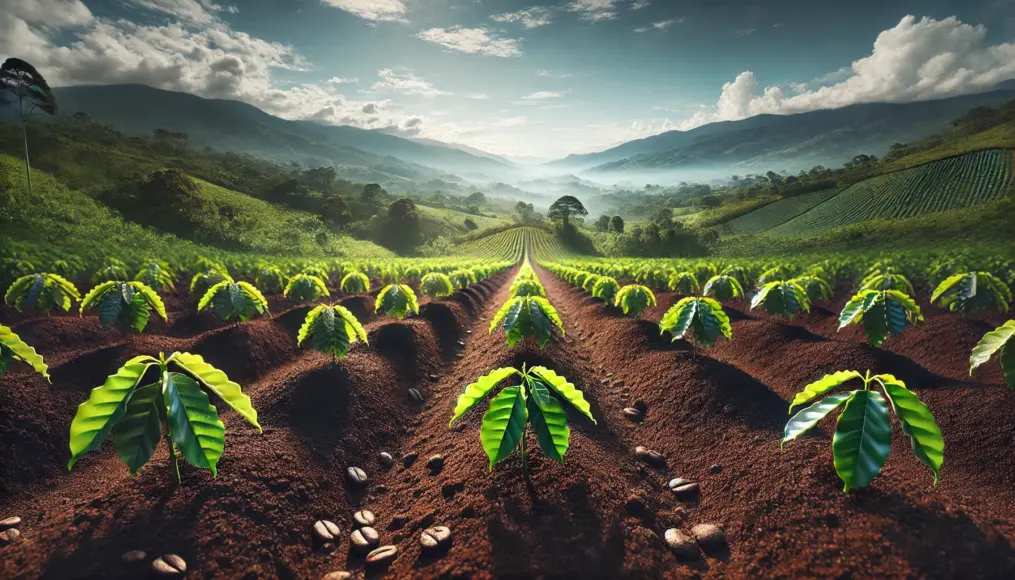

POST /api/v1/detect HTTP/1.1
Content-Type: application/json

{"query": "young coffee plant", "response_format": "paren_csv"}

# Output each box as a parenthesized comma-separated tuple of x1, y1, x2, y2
(860, 271, 915, 295)
(782, 370, 943, 492)
(592, 276, 620, 304)
(659, 297, 732, 352)
(68, 352, 260, 484)
(285, 274, 330, 304)
(839, 289, 923, 346)
(199, 281, 270, 322)
(510, 277, 546, 298)
(190, 270, 232, 299)
(340, 271, 370, 294)
(81, 281, 167, 332)
(449, 365, 596, 479)
(581, 274, 600, 293)
(420, 272, 455, 299)
(668, 271, 699, 295)
(0, 324, 49, 381)
(794, 275, 834, 302)
(449, 269, 475, 290)
(404, 266, 423, 283)
(302, 264, 330, 282)
(490, 296, 564, 347)
(931, 272, 1011, 314)
(92, 258, 130, 284)
(380, 267, 399, 285)
(702, 274, 745, 302)
(970, 320, 1015, 387)
(134, 262, 175, 292)
(615, 284, 657, 316)
(298, 304, 368, 360)
(255, 266, 286, 295)
(375, 284, 419, 319)
(751, 280, 811, 319)
(5, 273, 81, 314)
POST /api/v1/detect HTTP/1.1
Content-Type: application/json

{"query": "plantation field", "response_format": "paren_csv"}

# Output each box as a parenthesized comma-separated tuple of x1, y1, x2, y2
(719, 188, 841, 235)
(2, 232, 1014, 579)
(765, 149, 1015, 237)
(415, 205, 515, 237)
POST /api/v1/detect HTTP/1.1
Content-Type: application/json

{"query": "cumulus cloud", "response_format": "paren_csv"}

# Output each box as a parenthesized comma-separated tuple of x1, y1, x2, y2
(491, 7, 553, 29)
(0, 0, 94, 28)
(319, 0, 407, 22)
(327, 76, 359, 84)
(369, 68, 451, 97)
(634, 18, 682, 33)
(415, 27, 520, 57)
(567, 0, 618, 22)
(127, 0, 226, 25)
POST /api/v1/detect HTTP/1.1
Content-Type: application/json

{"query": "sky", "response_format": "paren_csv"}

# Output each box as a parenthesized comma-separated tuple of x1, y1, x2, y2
(2, 0, 1015, 159)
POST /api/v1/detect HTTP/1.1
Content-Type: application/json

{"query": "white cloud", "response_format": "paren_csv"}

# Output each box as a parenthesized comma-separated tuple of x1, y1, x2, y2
(369, 68, 451, 97)
(522, 91, 565, 99)
(127, 0, 224, 25)
(320, 0, 407, 22)
(465, 92, 489, 99)
(630, 0, 651, 9)
(491, 8, 553, 29)
(537, 69, 573, 78)
(634, 18, 683, 33)
(567, 0, 618, 22)
(327, 76, 359, 84)
(491, 116, 528, 127)
(415, 27, 520, 57)
(0, 0, 94, 28)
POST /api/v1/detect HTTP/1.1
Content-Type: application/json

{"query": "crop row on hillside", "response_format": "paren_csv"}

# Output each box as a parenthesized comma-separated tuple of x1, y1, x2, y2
(720, 188, 841, 235)
(456, 226, 566, 261)
(765, 149, 1015, 237)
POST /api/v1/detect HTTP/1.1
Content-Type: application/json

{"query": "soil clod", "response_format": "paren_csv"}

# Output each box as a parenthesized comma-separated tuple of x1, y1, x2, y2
(121, 550, 146, 564)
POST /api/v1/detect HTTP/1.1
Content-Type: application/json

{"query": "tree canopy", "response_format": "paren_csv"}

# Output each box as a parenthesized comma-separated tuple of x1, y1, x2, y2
(548, 195, 588, 230)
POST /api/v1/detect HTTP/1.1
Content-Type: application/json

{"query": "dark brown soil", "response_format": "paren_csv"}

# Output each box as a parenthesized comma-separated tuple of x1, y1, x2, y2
(1, 265, 1014, 579)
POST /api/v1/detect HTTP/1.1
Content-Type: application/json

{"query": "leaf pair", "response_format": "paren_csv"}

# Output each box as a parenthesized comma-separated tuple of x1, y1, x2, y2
(490, 296, 564, 347)
(285, 274, 330, 304)
(0, 324, 49, 381)
(667, 271, 699, 295)
(340, 271, 370, 294)
(751, 280, 810, 319)
(5, 273, 81, 313)
(659, 297, 732, 348)
(839, 289, 923, 346)
(81, 281, 167, 333)
(782, 370, 943, 492)
(702, 274, 744, 302)
(970, 320, 1015, 387)
(615, 284, 656, 316)
(190, 270, 232, 298)
(375, 284, 420, 319)
(932, 272, 1011, 314)
(134, 262, 176, 292)
(199, 281, 270, 322)
(420, 272, 454, 299)
(68, 352, 260, 483)
(449, 366, 596, 472)
(297, 304, 368, 359)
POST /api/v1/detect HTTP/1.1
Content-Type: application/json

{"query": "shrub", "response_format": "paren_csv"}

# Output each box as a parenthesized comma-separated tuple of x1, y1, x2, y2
(490, 296, 564, 347)
(375, 284, 420, 319)
(255, 265, 286, 294)
(298, 304, 368, 359)
(285, 274, 330, 304)
(134, 261, 175, 292)
(420, 272, 454, 299)
(615, 284, 656, 316)
(199, 281, 269, 322)
(5, 273, 81, 313)
(668, 271, 699, 295)
(932, 272, 1011, 314)
(659, 297, 732, 349)
(80, 281, 167, 332)
(190, 270, 232, 299)
(839, 289, 923, 346)
(592, 276, 620, 304)
(702, 275, 744, 302)
(340, 271, 370, 294)
(751, 280, 810, 319)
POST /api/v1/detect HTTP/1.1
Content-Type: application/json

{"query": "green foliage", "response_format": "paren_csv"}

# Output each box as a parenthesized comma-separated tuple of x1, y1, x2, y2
(751, 280, 811, 319)
(782, 370, 943, 492)
(969, 320, 1015, 387)
(668, 271, 700, 295)
(67, 352, 260, 483)
(449, 268, 476, 289)
(592, 276, 620, 303)
(190, 270, 232, 299)
(255, 265, 286, 294)
(375, 284, 420, 319)
(860, 272, 915, 295)
(702, 274, 745, 302)
(794, 275, 834, 301)
(134, 261, 175, 292)
(198, 281, 269, 322)
(284, 273, 330, 304)
(659, 297, 732, 348)
(614, 284, 657, 316)
(931, 271, 1012, 314)
(297, 304, 368, 359)
(340, 271, 370, 294)
(0, 324, 50, 381)
(420, 272, 454, 299)
(80, 281, 167, 333)
(490, 296, 564, 348)
(839, 289, 923, 346)
(92, 258, 129, 284)
(302, 264, 330, 281)
(510, 277, 546, 298)
(4, 273, 81, 313)
(449, 365, 595, 477)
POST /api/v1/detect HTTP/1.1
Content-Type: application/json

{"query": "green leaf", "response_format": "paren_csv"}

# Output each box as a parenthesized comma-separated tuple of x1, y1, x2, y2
(782, 391, 853, 447)
(528, 297, 554, 347)
(862, 294, 889, 347)
(170, 352, 260, 431)
(298, 304, 327, 346)
(788, 370, 863, 413)
(838, 290, 874, 329)
(375, 284, 419, 319)
(96, 286, 125, 326)
(162, 372, 225, 476)
(449, 367, 519, 426)
(931, 273, 964, 304)
(111, 382, 163, 476)
(698, 297, 731, 345)
(660, 298, 697, 341)
(336, 305, 369, 344)
(128, 291, 152, 333)
(480, 386, 528, 470)
(527, 381, 569, 463)
(529, 366, 596, 424)
(832, 390, 893, 492)
(879, 379, 944, 483)
(198, 280, 228, 312)
(130, 282, 167, 322)
(969, 320, 1015, 377)
(0, 324, 50, 381)
(1001, 343, 1015, 387)
(68, 356, 159, 469)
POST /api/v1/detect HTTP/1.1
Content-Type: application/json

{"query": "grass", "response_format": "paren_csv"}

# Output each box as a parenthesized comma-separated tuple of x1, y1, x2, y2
(416, 205, 515, 238)
(720, 188, 841, 235)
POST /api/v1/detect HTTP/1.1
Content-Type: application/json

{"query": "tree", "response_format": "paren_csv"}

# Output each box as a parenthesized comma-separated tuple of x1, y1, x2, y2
(610, 215, 625, 233)
(1, 58, 56, 198)
(320, 195, 352, 227)
(466, 191, 486, 206)
(547, 195, 588, 230)
(515, 201, 536, 223)
(361, 183, 386, 209)
(464, 217, 478, 230)
(595, 215, 611, 231)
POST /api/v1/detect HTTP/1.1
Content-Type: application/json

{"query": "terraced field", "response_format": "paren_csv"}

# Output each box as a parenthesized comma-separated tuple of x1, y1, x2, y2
(765, 149, 1015, 237)
(720, 188, 841, 235)
(455, 226, 566, 260)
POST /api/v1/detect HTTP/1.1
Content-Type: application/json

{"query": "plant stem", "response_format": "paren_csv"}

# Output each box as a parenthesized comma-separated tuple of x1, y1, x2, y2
(520, 428, 529, 482)
(166, 433, 181, 486)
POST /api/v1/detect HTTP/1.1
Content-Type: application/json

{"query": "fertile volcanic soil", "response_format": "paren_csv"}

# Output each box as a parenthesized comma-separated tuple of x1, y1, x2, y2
(1, 262, 1014, 579)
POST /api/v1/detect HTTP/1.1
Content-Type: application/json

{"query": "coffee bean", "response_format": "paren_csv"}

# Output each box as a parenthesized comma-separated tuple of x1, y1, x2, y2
(672, 482, 700, 498)
(313, 520, 341, 543)
(402, 452, 418, 467)
(378, 452, 394, 469)
(420, 525, 452, 550)
(691, 523, 726, 555)
(321, 572, 352, 580)
(426, 455, 445, 473)
(121, 550, 146, 564)
(365, 545, 398, 566)
(151, 554, 187, 577)
(0, 528, 21, 546)
(0, 516, 20, 530)
(353, 510, 375, 528)
(346, 467, 368, 486)
(622, 407, 642, 421)
(350, 527, 380, 551)
(408, 388, 424, 403)
(634, 446, 666, 467)
(664, 529, 700, 559)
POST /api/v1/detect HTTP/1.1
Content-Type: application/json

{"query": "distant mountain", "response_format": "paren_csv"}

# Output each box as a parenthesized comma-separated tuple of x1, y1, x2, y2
(550, 88, 1015, 175)
(49, 84, 511, 180)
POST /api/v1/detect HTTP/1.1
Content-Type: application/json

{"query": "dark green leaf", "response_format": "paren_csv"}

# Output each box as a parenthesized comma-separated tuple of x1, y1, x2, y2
(832, 390, 892, 491)
(480, 386, 527, 469)
(111, 383, 163, 476)
(162, 372, 225, 476)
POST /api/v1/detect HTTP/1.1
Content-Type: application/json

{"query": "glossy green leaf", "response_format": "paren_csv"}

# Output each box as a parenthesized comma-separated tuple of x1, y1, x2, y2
(111, 383, 163, 476)
(660, 298, 697, 341)
(969, 320, 1014, 379)
(375, 284, 419, 319)
(529, 366, 596, 424)
(782, 391, 854, 447)
(788, 370, 863, 413)
(170, 352, 260, 431)
(527, 381, 569, 463)
(480, 386, 528, 470)
(450, 367, 519, 426)
(880, 379, 944, 483)
(0, 324, 50, 381)
(163, 372, 225, 476)
(297, 304, 327, 346)
(832, 390, 892, 492)
(862, 295, 889, 347)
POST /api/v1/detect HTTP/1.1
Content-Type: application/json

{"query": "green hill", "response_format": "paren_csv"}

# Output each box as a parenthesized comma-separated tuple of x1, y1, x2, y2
(719, 188, 840, 235)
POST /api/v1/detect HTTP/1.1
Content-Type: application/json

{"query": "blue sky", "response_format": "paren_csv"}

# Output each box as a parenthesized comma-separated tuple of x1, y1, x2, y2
(3, 0, 1015, 158)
